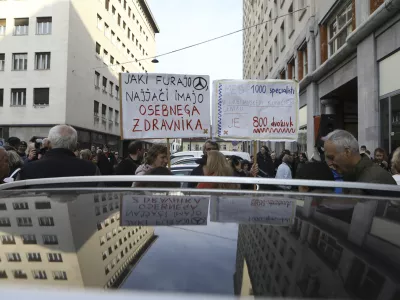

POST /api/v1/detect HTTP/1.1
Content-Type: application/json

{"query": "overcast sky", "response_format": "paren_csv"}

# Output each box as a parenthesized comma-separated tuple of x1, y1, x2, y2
(147, 0, 243, 82)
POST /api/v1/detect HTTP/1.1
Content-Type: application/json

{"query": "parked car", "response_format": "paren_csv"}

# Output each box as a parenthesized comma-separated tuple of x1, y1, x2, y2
(170, 163, 198, 188)
(171, 151, 251, 165)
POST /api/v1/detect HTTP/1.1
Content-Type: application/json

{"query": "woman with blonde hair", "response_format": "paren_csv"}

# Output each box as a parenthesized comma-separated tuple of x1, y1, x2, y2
(197, 150, 239, 189)
(391, 147, 400, 184)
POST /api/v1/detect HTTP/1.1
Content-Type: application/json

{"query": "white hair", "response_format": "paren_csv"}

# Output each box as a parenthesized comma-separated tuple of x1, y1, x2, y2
(48, 125, 77, 151)
(322, 129, 359, 153)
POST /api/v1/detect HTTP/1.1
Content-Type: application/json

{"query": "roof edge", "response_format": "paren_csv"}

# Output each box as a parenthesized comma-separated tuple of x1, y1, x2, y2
(139, 0, 160, 34)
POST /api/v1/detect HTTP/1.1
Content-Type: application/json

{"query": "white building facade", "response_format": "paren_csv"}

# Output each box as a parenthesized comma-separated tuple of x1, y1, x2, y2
(0, 0, 159, 149)
(243, 0, 400, 157)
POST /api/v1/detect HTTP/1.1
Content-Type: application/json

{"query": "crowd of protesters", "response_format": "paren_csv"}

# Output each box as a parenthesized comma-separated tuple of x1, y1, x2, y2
(0, 125, 400, 197)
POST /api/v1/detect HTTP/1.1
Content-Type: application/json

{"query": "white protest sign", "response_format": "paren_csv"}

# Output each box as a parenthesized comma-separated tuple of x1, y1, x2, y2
(210, 196, 296, 226)
(213, 79, 299, 140)
(121, 195, 210, 226)
(120, 73, 211, 139)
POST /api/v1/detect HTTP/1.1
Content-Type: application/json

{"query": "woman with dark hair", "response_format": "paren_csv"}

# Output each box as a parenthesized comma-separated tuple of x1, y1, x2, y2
(296, 152, 308, 174)
(257, 146, 274, 177)
(230, 156, 252, 190)
(135, 167, 180, 189)
(135, 144, 168, 175)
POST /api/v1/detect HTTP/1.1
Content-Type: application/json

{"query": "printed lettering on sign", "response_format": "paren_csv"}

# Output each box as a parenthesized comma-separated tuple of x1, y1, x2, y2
(212, 80, 299, 140)
(120, 73, 211, 139)
(210, 196, 296, 226)
(120, 195, 210, 226)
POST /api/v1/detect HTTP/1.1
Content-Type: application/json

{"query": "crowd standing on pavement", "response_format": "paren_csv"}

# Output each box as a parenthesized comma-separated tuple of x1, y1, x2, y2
(0, 125, 399, 198)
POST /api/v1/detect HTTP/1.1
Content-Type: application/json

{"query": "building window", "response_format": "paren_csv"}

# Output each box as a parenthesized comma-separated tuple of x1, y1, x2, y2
(0, 235, 15, 245)
(48, 253, 63, 262)
(97, 14, 102, 30)
(0, 19, 6, 36)
(42, 235, 58, 245)
(52, 271, 67, 281)
(95, 71, 100, 87)
(110, 55, 114, 65)
(328, 2, 353, 56)
(12, 53, 27, 71)
(96, 42, 101, 55)
(94, 100, 99, 116)
(115, 110, 119, 124)
(38, 217, 54, 226)
(104, 23, 110, 39)
(27, 253, 41, 262)
(102, 76, 107, 91)
(0, 271, 7, 279)
(128, 6, 131, 17)
(16, 217, 32, 226)
(21, 234, 36, 244)
(102, 104, 107, 119)
(35, 52, 51, 70)
(13, 270, 27, 279)
(33, 88, 50, 106)
(280, 22, 286, 51)
(274, 36, 278, 61)
(123, 0, 127, 9)
(0, 53, 4, 71)
(109, 82, 114, 96)
(35, 202, 51, 209)
(105, 0, 110, 11)
(36, 17, 52, 35)
(115, 85, 119, 99)
(0, 89, 3, 107)
(127, 28, 131, 39)
(118, 14, 121, 26)
(7, 253, 21, 262)
(32, 270, 47, 280)
(288, 4, 294, 37)
(298, 0, 307, 19)
(0, 217, 11, 227)
(95, 206, 100, 216)
(14, 18, 29, 35)
(123, 21, 126, 30)
(111, 30, 116, 44)
(13, 202, 28, 210)
(112, 5, 116, 15)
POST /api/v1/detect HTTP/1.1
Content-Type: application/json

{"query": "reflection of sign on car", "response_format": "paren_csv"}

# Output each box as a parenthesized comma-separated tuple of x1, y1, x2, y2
(121, 195, 210, 226)
(210, 196, 296, 226)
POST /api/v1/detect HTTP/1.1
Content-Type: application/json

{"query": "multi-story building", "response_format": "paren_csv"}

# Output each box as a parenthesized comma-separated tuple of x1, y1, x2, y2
(181, 138, 245, 153)
(243, 0, 400, 157)
(0, 0, 159, 149)
(234, 195, 400, 298)
(0, 193, 155, 288)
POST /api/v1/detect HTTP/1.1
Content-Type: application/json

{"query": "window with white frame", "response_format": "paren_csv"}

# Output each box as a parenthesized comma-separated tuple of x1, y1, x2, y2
(328, 2, 353, 56)
(102, 76, 107, 91)
(52, 271, 67, 280)
(33, 88, 49, 106)
(268, 48, 272, 70)
(95, 71, 100, 87)
(273, 0, 278, 21)
(102, 104, 106, 119)
(0, 217, 11, 227)
(109, 81, 114, 96)
(27, 252, 41, 262)
(115, 85, 119, 99)
(21, 234, 36, 244)
(274, 36, 278, 61)
(300, 43, 308, 77)
(12, 53, 27, 71)
(105, 0, 110, 11)
(35, 52, 50, 70)
(0, 89, 3, 107)
(38, 216, 54, 226)
(14, 18, 29, 35)
(110, 55, 114, 65)
(111, 30, 116, 44)
(13, 202, 28, 210)
(108, 108, 113, 121)
(0, 235, 15, 244)
(104, 23, 110, 39)
(288, 3, 294, 37)
(32, 270, 47, 280)
(42, 234, 58, 245)
(11, 89, 26, 106)
(103, 49, 108, 63)
(280, 21, 286, 51)
(97, 14, 102, 30)
(115, 110, 119, 123)
(7, 253, 21, 262)
(94, 100, 99, 115)
(13, 270, 27, 279)
(47, 253, 63, 262)
(0, 19, 6, 36)
(0, 53, 4, 71)
(96, 42, 101, 55)
(36, 17, 52, 35)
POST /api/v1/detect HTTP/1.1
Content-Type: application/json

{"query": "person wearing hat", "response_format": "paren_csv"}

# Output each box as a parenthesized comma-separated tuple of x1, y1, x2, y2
(6, 137, 20, 152)
(18, 141, 28, 160)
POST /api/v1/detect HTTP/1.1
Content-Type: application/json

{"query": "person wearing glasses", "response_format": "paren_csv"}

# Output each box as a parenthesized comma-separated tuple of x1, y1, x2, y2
(188, 140, 220, 188)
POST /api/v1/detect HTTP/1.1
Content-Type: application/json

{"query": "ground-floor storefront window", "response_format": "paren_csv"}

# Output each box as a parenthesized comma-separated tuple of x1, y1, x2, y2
(380, 92, 400, 155)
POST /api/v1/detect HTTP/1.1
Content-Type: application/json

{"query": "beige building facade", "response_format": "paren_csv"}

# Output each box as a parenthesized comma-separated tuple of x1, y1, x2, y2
(0, 0, 159, 149)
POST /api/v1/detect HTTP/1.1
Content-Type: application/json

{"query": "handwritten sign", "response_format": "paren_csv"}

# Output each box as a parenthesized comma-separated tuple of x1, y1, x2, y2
(120, 73, 211, 139)
(210, 196, 296, 226)
(213, 79, 299, 140)
(121, 195, 210, 226)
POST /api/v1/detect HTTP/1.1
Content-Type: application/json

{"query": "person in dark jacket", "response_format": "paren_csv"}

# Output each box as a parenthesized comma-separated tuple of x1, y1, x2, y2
(188, 140, 219, 188)
(0, 147, 9, 184)
(230, 155, 252, 190)
(115, 141, 143, 176)
(323, 130, 396, 197)
(19, 125, 101, 182)
(257, 146, 274, 177)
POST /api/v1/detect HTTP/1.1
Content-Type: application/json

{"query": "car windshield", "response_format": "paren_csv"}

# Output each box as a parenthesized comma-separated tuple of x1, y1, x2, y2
(0, 177, 399, 299)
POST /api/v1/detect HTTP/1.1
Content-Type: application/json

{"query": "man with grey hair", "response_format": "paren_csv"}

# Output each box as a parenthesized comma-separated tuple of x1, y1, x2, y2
(323, 129, 395, 186)
(19, 125, 100, 180)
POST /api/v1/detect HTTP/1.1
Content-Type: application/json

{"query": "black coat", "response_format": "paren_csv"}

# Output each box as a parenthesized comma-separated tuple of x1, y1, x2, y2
(188, 156, 206, 188)
(257, 152, 274, 178)
(97, 154, 114, 175)
(19, 148, 100, 183)
(114, 157, 142, 187)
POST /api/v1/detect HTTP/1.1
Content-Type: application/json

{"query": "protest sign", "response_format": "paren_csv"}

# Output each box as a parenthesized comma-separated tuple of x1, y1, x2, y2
(120, 73, 211, 139)
(213, 79, 299, 141)
(210, 196, 296, 226)
(121, 195, 210, 226)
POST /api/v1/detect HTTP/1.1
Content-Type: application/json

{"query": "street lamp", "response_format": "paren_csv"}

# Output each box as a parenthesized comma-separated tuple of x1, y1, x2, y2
(151, 58, 159, 63)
